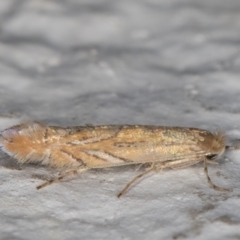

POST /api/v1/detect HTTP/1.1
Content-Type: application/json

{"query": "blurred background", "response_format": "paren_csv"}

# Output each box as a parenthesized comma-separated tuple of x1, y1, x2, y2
(1, 1, 240, 239)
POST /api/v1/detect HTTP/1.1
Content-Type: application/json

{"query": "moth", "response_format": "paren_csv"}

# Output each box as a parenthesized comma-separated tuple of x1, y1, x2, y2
(0, 121, 229, 197)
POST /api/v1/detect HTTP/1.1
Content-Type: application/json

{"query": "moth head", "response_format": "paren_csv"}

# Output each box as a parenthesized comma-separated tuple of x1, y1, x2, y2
(207, 132, 226, 159)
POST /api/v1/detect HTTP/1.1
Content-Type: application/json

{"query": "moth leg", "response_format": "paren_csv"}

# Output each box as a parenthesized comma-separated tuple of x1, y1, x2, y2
(36, 167, 89, 190)
(118, 159, 201, 197)
(155, 158, 202, 170)
(206, 159, 218, 165)
(117, 166, 155, 198)
(134, 163, 145, 172)
(203, 157, 230, 192)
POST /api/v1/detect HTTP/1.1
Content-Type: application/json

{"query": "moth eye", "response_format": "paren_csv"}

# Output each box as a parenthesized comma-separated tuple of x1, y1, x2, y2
(206, 154, 218, 159)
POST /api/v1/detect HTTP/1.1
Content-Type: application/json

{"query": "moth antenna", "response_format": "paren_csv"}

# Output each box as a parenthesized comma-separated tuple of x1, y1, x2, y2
(203, 158, 230, 192)
(36, 167, 88, 189)
(225, 144, 240, 151)
(117, 167, 154, 198)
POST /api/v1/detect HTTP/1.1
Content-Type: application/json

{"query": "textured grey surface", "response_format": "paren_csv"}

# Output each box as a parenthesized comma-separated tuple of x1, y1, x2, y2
(1, 0, 240, 239)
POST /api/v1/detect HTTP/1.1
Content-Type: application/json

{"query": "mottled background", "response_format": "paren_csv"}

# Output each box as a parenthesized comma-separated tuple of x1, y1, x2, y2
(1, 1, 240, 239)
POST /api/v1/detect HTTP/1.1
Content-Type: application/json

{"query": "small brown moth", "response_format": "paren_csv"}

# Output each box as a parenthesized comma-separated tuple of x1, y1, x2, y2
(0, 121, 229, 197)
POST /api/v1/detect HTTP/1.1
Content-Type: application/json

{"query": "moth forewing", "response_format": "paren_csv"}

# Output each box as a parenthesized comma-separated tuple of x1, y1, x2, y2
(0, 121, 229, 195)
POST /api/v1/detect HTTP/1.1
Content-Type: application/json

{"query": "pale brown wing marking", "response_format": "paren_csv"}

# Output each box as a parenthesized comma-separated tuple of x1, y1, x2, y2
(84, 150, 132, 164)
(60, 149, 86, 167)
(66, 126, 123, 146)
(114, 141, 146, 148)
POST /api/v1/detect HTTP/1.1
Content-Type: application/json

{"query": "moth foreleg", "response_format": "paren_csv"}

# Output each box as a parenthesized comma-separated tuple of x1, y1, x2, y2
(206, 159, 218, 165)
(203, 157, 230, 192)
